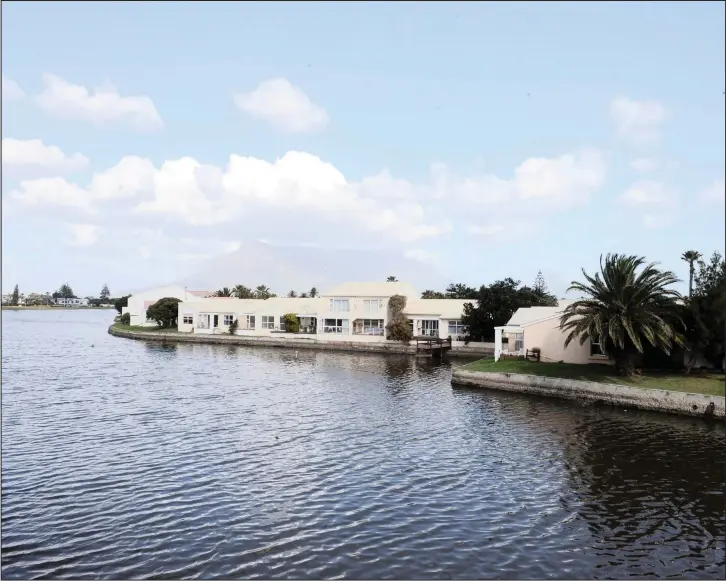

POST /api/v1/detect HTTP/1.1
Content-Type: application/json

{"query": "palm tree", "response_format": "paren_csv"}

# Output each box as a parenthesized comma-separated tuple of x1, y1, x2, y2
(559, 254, 685, 375)
(309, 287, 318, 297)
(300, 292, 309, 298)
(287, 290, 298, 298)
(232, 284, 254, 299)
(214, 287, 232, 297)
(681, 250, 702, 298)
(386, 276, 398, 282)
(255, 285, 272, 300)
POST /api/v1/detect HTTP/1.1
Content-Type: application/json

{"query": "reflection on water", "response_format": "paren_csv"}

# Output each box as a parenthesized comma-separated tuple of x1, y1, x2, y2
(2, 309, 724, 580)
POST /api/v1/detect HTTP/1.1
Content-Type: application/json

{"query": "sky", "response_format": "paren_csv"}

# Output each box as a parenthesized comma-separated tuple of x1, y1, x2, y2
(2, 1, 724, 298)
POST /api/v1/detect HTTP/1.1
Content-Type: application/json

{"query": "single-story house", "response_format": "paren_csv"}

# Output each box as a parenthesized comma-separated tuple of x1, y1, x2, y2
(123, 285, 214, 327)
(494, 301, 614, 365)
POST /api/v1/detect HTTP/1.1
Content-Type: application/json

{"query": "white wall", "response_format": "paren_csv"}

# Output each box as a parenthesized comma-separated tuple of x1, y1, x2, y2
(126, 285, 191, 327)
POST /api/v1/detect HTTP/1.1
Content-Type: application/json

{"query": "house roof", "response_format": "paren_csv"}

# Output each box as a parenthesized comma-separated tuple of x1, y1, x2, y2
(321, 281, 419, 299)
(404, 299, 471, 319)
(505, 300, 577, 327)
(188, 290, 214, 297)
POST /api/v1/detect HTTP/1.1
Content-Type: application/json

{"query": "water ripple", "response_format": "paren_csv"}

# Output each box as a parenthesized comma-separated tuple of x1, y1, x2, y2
(2, 309, 724, 579)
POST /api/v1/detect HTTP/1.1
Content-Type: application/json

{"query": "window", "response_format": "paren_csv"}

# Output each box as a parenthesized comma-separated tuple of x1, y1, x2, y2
(324, 318, 349, 333)
(239, 315, 255, 330)
(420, 319, 439, 337)
(363, 299, 383, 313)
(279, 316, 286, 331)
(223, 315, 235, 326)
(514, 333, 524, 351)
(262, 315, 275, 329)
(329, 299, 350, 312)
(357, 319, 385, 335)
(448, 320, 466, 336)
(590, 335, 605, 356)
(183, 315, 194, 325)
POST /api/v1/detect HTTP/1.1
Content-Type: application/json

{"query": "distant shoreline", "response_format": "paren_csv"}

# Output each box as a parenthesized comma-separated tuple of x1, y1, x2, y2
(2, 306, 116, 310)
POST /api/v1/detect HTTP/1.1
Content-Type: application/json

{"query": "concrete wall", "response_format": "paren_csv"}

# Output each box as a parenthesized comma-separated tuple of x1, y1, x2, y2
(451, 369, 725, 419)
(126, 285, 193, 327)
(522, 317, 613, 365)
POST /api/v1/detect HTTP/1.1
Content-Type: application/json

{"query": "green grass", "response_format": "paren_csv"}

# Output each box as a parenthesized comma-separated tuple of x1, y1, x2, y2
(3, 305, 114, 310)
(461, 359, 726, 397)
(111, 323, 175, 333)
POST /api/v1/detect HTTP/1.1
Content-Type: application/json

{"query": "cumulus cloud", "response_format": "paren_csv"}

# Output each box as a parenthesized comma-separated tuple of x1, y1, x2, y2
(630, 157, 660, 172)
(610, 97, 669, 143)
(7, 147, 608, 248)
(234, 78, 329, 133)
(2, 75, 24, 101)
(2, 138, 89, 177)
(66, 223, 100, 246)
(35, 73, 163, 131)
(619, 180, 678, 229)
(700, 179, 725, 204)
(467, 224, 505, 236)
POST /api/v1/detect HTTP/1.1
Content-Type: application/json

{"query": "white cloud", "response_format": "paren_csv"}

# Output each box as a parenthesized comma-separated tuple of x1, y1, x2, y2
(139, 246, 152, 260)
(642, 214, 674, 229)
(630, 157, 660, 172)
(66, 223, 100, 246)
(35, 73, 163, 131)
(700, 179, 725, 204)
(234, 78, 329, 133)
(2, 75, 24, 101)
(467, 224, 505, 236)
(619, 180, 678, 229)
(2, 138, 89, 177)
(10, 177, 93, 212)
(610, 97, 669, 143)
(403, 248, 440, 265)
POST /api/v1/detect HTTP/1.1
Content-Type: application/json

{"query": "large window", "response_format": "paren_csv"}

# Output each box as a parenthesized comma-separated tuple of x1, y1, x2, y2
(262, 315, 275, 329)
(360, 319, 384, 335)
(324, 318, 349, 333)
(590, 335, 605, 356)
(329, 299, 350, 312)
(363, 299, 383, 314)
(447, 320, 466, 336)
(223, 315, 235, 326)
(279, 316, 287, 331)
(239, 315, 255, 330)
(420, 319, 439, 337)
(183, 315, 194, 325)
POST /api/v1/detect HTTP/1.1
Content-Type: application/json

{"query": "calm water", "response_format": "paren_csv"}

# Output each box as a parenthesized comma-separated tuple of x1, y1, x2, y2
(2, 309, 725, 580)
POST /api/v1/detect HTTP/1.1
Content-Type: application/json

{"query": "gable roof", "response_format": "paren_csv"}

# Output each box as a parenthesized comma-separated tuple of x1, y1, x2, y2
(404, 298, 471, 319)
(505, 300, 578, 327)
(321, 281, 419, 299)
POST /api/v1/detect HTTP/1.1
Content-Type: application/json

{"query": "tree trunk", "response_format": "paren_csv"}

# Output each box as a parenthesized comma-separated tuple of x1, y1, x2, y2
(613, 348, 642, 376)
(689, 263, 695, 298)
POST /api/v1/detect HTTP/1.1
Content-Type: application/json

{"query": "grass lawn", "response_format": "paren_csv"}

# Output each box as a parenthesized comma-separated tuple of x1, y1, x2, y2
(111, 323, 176, 333)
(3, 305, 114, 310)
(461, 359, 726, 397)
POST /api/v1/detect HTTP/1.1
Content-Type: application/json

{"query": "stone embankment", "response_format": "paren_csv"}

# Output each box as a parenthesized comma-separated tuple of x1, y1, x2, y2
(108, 326, 494, 359)
(451, 369, 725, 419)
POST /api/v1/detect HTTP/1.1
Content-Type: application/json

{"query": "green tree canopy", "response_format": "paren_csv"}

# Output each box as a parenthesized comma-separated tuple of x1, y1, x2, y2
(146, 297, 182, 328)
(421, 289, 446, 299)
(559, 254, 685, 375)
(214, 287, 233, 297)
(309, 287, 318, 297)
(114, 294, 131, 314)
(681, 250, 703, 298)
(100, 284, 111, 300)
(386, 276, 398, 282)
(11, 285, 19, 306)
(233, 285, 254, 299)
(255, 285, 273, 299)
(445, 283, 478, 299)
(54, 283, 75, 299)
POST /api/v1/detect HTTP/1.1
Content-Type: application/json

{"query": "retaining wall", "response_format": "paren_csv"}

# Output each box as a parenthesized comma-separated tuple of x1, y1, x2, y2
(451, 369, 725, 419)
(108, 326, 494, 359)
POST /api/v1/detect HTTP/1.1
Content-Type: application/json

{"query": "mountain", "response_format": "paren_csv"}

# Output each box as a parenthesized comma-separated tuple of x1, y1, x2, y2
(175, 240, 452, 295)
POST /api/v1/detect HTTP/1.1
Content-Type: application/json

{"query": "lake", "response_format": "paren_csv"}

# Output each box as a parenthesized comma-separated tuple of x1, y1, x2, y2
(2, 309, 724, 579)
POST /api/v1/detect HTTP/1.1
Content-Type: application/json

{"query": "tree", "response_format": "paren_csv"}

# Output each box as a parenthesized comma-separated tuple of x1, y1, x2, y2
(114, 294, 130, 314)
(146, 297, 182, 328)
(533, 270, 547, 294)
(461, 278, 555, 341)
(445, 283, 477, 299)
(100, 284, 111, 300)
(386, 276, 398, 282)
(10, 285, 19, 306)
(287, 290, 298, 298)
(681, 250, 702, 298)
(56, 283, 75, 299)
(214, 287, 233, 297)
(309, 287, 318, 297)
(421, 289, 446, 299)
(300, 292, 309, 298)
(685, 251, 726, 369)
(559, 254, 685, 375)
(386, 294, 412, 342)
(255, 285, 273, 299)
(283, 313, 300, 333)
(233, 285, 254, 299)
(521, 271, 558, 307)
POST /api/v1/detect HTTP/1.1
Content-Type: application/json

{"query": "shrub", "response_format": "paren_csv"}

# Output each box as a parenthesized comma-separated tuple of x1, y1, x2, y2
(229, 318, 239, 335)
(386, 294, 413, 343)
(146, 297, 182, 328)
(120, 313, 131, 325)
(283, 313, 300, 333)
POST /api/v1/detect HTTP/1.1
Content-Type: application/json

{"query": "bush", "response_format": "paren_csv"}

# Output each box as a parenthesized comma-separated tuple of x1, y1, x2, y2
(283, 313, 300, 333)
(120, 313, 131, 325)
(386, 294, 413, 343)
(229, 318, 238, 335)
(146, 297, 181, 328)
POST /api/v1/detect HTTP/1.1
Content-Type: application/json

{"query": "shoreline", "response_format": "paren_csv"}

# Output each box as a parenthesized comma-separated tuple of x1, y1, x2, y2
(451, 368, 725, 420)
(2, 306, 115, 310)
(108, 325, 494, 359)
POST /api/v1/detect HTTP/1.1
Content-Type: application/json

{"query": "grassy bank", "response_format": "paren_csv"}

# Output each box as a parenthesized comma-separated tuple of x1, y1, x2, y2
(2, 305, 115, 310)
(112, 323, 175, 333)
(461, 359, 726, 397)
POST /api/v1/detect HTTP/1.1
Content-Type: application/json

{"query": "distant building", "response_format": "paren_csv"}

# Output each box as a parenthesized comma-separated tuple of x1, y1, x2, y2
(55, 297, 89, 307)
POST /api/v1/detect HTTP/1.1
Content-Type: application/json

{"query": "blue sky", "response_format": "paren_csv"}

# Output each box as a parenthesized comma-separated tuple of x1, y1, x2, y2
(2, 1, 724, 298)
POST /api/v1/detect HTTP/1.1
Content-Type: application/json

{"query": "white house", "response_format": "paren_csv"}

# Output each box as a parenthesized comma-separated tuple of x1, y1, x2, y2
(55, 297, 89, 307)
(123, 285, 214, 327)
(175, 281, 481, 346)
